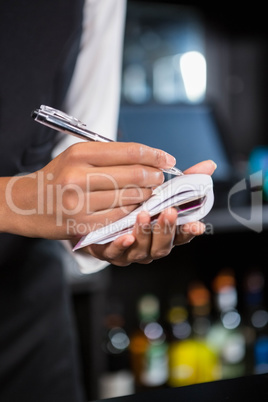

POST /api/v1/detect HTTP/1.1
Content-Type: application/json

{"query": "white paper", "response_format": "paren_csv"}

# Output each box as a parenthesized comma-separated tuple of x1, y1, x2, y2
(73, 173, 214, 250)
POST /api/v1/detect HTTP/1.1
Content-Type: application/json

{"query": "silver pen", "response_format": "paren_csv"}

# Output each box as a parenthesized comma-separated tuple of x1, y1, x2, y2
(31, 105, 183, 176)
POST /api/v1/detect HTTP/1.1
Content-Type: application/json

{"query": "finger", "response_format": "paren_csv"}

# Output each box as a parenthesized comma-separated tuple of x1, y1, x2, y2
(183, 160, 217, 176)
(84, 165, 164, 191)
(150, 208, 177, 258)
(65, 205, 138, 238)
(174, 221, 206, 245)
(86, 234, 136, 266)
(65, 142, 176, 170)
(126, 211, 153, 263)
(86, 187, 153, 212)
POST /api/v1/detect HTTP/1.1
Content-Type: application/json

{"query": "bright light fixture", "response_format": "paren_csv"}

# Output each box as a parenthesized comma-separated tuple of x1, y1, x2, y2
(180, 51, 207, 102)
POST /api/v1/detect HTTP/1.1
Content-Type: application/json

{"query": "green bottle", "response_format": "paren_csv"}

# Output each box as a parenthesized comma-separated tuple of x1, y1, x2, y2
(129, 294, 168, 391)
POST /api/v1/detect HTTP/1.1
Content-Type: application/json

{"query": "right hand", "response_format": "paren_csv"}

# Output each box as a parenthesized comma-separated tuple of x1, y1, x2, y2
(0, 142, 176, 239)
(85, 159, 217, 266)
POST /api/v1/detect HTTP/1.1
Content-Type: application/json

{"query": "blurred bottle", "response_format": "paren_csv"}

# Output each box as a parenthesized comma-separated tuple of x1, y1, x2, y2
(166, 296, 193, 387)
(129, 294, 168, 391)
(98, 300, 134, 399)
(207, 269, 246, 379)
(167, 283, 220, 387)
(243, 268, 268, 375)
(188, 281, 212, 339)
(188, 281, 221, 383)
(254, 336, 268, 375)
(166, 295, 192, 344)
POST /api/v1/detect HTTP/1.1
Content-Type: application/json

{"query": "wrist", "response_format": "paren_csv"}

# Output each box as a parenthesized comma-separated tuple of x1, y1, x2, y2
(0, 175, 37, 236)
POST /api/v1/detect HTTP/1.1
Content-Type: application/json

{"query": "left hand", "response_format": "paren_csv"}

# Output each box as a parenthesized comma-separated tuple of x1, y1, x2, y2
(83, 160, 217, 266)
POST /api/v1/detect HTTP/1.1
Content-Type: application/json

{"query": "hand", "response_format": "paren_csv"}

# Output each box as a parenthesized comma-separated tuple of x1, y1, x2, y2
(173, 160, 217, 245)
(0, 142, 176, 238)
(85, 160, 217, 266)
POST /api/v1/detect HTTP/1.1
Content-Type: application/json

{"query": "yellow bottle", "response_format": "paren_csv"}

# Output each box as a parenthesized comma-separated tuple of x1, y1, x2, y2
(168, 283, 220, 387)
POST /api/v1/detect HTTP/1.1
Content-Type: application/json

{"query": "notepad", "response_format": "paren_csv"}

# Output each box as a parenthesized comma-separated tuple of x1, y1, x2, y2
(73, 173, 214, 250)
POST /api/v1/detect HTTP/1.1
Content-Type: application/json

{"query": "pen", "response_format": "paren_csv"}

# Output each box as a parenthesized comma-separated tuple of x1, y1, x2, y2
(31, 105, 183, 176)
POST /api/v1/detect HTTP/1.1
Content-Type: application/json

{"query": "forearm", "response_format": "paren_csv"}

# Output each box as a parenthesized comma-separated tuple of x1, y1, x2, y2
(0, 175, 38, 236)
(0, 141, 179, 241)
(0, 177, 12, 233)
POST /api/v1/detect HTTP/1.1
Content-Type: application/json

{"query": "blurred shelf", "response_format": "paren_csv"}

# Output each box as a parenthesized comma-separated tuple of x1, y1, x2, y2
(205, 204, 268, 233)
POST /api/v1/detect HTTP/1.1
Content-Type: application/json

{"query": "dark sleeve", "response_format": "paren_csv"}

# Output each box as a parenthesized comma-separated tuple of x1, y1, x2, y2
(0, 0, 84, 176)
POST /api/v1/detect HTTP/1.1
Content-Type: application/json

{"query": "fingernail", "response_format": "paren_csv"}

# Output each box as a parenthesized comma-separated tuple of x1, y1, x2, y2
(165, 153, 176, 168)
(211, 160, 217, 170)
(137, 211, 150, 225)
(122, 235, 135, 247)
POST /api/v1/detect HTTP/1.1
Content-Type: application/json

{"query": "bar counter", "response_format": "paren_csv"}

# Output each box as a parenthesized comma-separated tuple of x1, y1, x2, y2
(94, 374, 268, 402)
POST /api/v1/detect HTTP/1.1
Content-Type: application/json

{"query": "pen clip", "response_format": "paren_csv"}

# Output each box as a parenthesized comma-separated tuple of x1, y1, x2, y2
(39, 105, 87, 129)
